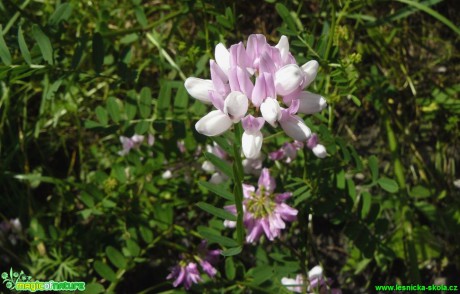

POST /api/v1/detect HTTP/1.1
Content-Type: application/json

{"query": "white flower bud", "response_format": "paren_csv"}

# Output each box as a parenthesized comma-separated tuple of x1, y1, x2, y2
(242, 131, 263, 159)
(312, 144, 327, 158)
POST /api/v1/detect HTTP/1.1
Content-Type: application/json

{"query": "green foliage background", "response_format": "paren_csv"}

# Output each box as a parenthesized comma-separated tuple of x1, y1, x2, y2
(0, 0, 459, 293)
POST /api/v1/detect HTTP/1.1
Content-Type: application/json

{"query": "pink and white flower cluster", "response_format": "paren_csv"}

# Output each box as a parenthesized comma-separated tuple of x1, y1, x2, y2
(167, 241, 221, 290)
(224, 168, 297, 243)
(185, 34, 327, 159)
(281, 265, 342, 294)
(118, 134, 154, 156)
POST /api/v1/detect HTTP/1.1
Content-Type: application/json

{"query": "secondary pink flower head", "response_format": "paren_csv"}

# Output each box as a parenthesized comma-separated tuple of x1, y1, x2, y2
(167, 262, 202, 290)
(224, 168, 297, 243)
(184, 35, 327, 159)
(167, 241, 221, 290)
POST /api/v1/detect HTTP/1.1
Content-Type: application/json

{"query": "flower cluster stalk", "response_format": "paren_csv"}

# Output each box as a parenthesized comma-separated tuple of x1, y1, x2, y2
(232, 123, 246, 245)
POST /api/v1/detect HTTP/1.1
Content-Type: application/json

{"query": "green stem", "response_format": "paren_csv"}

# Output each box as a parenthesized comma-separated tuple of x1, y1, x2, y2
(136, 282, 169, 294)
(328, 103, 333, 131)
(232, 124, 245, 246)
(263, 131, 284, 142)
(146, 33, 187, 81)
(323, 2, 336, 61)
(2, 0, 32, 35)
(303, 145, 309, 180)
(106, 269, 126, 293)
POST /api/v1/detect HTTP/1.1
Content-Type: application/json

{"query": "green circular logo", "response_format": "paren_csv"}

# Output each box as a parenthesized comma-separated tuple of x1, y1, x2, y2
(5, 281, 13, 289)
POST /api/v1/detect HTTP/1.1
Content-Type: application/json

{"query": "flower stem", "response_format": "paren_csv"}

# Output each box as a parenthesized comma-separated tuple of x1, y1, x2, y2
(146, 33, 187, 81)
(232, 123, 246, 245)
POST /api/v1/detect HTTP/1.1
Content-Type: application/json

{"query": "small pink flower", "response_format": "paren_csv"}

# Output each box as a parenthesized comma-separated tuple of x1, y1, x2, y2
(224, 168, 297, 243)
(306, 133, 327, 158)
(0, 218, 22, 246)
(202, 143, 230, 184)
(10, 218, 21, 233)
(281, 266, 342, 294)
(197, 241, 221, 278)
(242, 153, 264, 176)
(281, 274, 304, 293)
(147, 134, 154, 146)
(269, 141, 304, 163)
(118, 135, 143, 156)
(206, 143, 227, 160)
(118, 134, 155, 156)
(177, 140, 186, 153)
(306, 133, 319, 149)
(162, 170, 172, 179)
(167, 262, 202, 290)
(167, 241, 221, 290)
(199, 260, 217, 277)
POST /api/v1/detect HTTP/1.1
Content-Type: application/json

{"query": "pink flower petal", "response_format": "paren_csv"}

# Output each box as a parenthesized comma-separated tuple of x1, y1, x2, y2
(258, 168, 276, 192)
(241, 115, 265, 133)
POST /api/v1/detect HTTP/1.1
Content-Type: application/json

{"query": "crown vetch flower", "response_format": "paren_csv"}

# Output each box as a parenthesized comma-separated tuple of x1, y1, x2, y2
(167, 262, 202, 290)
(224, 168, 297, 243)
(118, 134, 144, 156)
(281, 265, 342, 294)
(281, 274, 304, 293)
(167, 241, 221, 290)
(118, 134, 154, 156)
(184, 34, 327, 159)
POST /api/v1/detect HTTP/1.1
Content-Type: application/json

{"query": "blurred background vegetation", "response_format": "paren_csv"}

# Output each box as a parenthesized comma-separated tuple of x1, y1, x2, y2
(0, 0, 459, 293)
